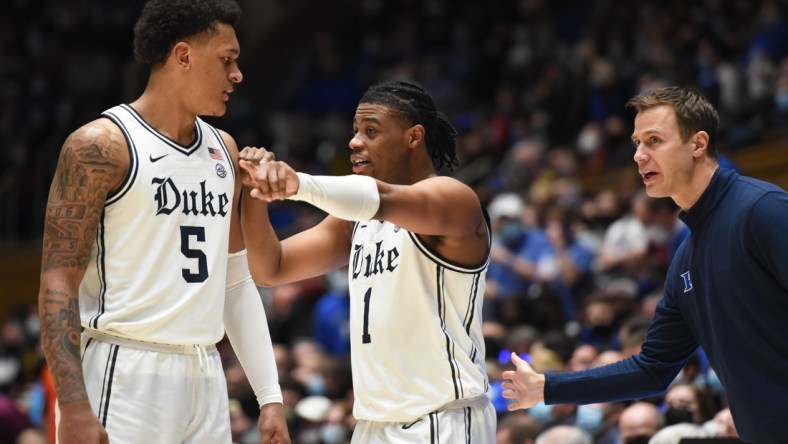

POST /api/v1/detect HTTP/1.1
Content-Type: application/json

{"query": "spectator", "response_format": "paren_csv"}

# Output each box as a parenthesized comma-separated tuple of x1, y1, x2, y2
(496, 413, 542, 444)
(535, 424, 593, 444)
(647, 423, 708, 444)
(662, 382, 716, 427)
(312, 268, 351, 357)
(703, 407, 739, 439)
(618, 402, 664, 444)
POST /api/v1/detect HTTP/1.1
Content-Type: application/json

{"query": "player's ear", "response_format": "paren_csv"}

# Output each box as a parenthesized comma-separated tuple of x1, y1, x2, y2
(408, 124, 425, 148)
(172, 41, 190, 69)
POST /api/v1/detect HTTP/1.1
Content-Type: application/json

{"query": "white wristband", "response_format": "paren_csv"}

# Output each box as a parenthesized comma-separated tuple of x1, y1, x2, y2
(288, 172, 380, 221)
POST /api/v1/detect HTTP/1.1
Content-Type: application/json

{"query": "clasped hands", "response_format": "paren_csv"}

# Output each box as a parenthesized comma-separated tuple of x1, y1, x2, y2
(238, 147, 299, 202)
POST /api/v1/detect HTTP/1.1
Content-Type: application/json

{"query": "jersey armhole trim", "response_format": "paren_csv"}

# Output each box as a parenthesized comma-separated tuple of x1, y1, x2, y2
(100, 112, 138, 206)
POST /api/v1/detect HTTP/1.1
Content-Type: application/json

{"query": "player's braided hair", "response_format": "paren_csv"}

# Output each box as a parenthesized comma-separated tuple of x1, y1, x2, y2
(359, 80, 459, 171)
(133, 0, 241, 67)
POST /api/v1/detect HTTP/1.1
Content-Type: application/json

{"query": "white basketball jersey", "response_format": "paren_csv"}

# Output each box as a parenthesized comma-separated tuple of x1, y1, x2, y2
(348, 220, 490, 422)
(79, 104, 235, 345)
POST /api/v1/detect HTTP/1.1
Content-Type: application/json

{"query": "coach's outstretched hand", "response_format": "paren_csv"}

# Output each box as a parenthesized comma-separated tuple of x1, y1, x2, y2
(500, 352, 547, 411)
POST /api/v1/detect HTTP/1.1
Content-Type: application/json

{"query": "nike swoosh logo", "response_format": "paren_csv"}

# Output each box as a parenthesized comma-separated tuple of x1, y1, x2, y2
(150, 154, 168, 163)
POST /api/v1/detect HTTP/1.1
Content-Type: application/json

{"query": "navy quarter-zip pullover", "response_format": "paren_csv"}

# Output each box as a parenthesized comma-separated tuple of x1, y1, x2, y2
(544, 168, 788, 444)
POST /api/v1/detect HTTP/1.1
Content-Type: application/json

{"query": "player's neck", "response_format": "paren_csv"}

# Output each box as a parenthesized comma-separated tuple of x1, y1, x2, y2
(130, 82, 198, 145)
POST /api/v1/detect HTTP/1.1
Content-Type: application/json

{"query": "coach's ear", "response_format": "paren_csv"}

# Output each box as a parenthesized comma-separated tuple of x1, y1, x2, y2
(691, 131, 709, 158)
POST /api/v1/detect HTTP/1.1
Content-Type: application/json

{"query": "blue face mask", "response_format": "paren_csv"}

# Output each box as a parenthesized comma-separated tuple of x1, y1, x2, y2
(499, 221, 524, 245)
(306, 375, 326, 396)
(320, 424, 348, 444)
(575, 404, 605, 434)
(527, 402, 554, 425)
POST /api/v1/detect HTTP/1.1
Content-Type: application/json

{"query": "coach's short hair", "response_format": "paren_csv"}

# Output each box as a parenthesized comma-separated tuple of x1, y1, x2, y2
(626, 86, 720, 158)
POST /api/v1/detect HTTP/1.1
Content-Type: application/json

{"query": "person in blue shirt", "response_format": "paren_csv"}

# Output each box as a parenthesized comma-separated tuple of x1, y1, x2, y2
(501, 86, 788, 444)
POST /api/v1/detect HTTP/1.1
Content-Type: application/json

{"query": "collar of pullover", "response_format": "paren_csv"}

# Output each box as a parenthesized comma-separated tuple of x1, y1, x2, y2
(678, 167, 737, 231)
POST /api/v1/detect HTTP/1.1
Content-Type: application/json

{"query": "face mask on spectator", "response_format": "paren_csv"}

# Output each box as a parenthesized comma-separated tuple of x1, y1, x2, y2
(575, 404, 605, 434)
(320, 423, 347, 443)
(499, 221, 524, 245)
(664, 406, 694, 426)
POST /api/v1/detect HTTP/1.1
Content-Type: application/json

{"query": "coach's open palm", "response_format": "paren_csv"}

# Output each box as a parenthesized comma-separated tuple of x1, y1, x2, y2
(500, 352, 547, 411)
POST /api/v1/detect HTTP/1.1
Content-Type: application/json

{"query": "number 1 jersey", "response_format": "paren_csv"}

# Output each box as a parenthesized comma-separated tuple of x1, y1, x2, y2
(348, 219, 491, 422)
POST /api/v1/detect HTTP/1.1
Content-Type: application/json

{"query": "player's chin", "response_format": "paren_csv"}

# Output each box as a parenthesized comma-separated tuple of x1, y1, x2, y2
(204, 103, 229, 117)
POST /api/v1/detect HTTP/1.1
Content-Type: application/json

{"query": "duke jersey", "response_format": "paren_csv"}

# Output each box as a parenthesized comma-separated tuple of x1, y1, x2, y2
(79, 104, 235, 345)
(348, 219, 491, 422)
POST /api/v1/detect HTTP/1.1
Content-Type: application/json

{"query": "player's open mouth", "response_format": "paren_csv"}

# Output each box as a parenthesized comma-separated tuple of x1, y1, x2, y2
(351, 159, 369, 173)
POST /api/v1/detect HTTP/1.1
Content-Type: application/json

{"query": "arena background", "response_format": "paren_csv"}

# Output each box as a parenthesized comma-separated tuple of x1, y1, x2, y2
(0, 0, 787, 442)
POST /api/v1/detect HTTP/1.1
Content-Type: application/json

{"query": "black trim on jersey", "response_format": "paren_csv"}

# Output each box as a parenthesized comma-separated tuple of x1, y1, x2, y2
(100, 111, 139, 206)
(98, 344, 120, 427)
(119, 104, 202, 156)
(463, 273, 480, 334)
(465, 272, 482, 364)
(81, 338, 94, 362)
(205, 123, 236, 182)
(437, 265, 463, 400)
(89, 210, 108, 329)
(464, 407, 471, 444)
(408, 209, 491, 274)
(409, 232, 487, 273)
(429, 411, 438, 443)
(401, 417, 423, 429)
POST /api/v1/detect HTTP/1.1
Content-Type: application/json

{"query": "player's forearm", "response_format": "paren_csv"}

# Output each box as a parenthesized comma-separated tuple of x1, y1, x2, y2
(224, 251, 283, 406)
(240, 190, 285, 285)
(39, 276, 88, 405)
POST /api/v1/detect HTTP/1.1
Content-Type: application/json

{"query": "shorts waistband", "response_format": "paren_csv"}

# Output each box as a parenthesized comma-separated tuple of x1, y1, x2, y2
(82, 329, 217, 355)
(438, 394, 490, 411)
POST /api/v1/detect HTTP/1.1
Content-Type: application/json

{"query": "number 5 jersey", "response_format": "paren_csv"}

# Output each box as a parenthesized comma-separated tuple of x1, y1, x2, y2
(79, 104, 235, 345)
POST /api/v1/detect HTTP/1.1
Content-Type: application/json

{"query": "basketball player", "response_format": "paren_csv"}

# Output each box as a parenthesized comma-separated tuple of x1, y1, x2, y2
(501, 86, 788, 444)
(239, 80, 497, 442)
(37, 1, 290, 443)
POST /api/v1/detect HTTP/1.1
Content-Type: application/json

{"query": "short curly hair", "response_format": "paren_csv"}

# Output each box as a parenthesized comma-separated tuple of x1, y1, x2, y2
(133, 0, 242, 67)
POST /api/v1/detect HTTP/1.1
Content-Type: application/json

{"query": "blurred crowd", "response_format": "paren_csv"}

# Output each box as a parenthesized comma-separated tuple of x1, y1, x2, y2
(2, 0, 788, 443)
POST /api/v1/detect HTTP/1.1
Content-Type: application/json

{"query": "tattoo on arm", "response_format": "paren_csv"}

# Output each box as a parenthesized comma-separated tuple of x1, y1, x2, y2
(42, 127, 125, 272)
(39, 122, 126, 405)
(40, 289, 86, 404)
